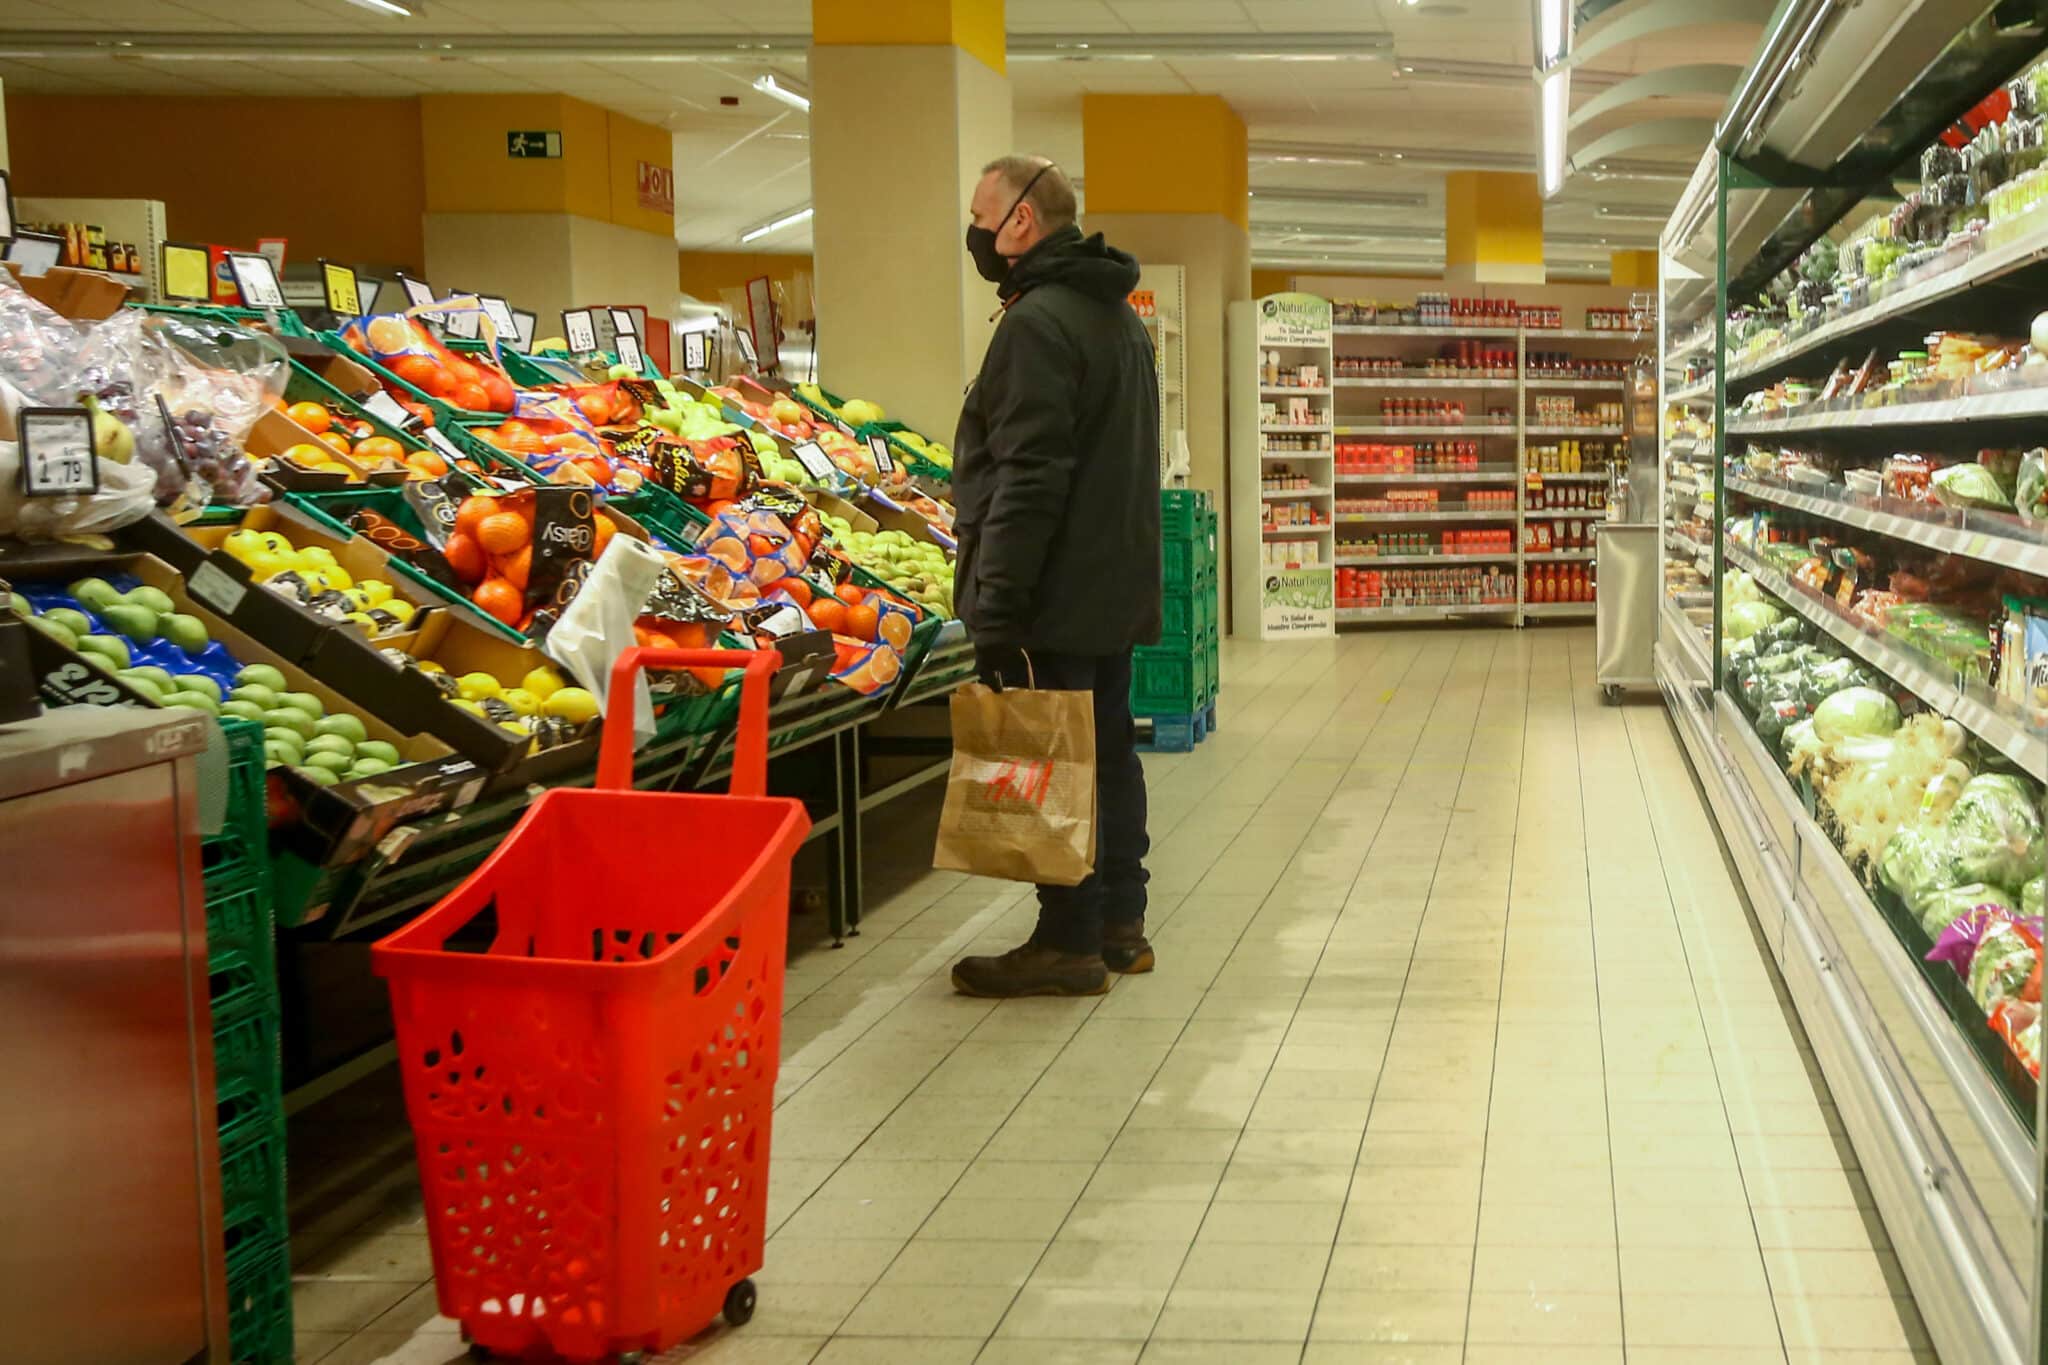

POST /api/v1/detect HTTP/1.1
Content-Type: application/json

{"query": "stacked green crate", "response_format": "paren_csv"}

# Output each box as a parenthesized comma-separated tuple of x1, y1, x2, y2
(1132, 490, 1221, 724)
(208, 718, 292, 1364)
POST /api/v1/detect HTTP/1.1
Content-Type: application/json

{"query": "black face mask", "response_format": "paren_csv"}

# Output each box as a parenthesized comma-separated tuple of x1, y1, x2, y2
(966, 165, 1052, 284)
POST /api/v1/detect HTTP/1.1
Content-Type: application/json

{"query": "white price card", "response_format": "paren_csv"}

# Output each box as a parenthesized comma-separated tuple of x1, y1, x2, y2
(361, 389, 416, 429)
(791, 440, 835, 480)
(397, 273, 436, 310)
(510, 309, 537, 353)
(682, 330, 708, 371)
(735, 325, 758, 366)
(425, 426, 466, 464)
(442, 296, 483, 340)
(562, 308, 598, 353)
(867, 433, 895, 474)
(479, 295, 518, 341)
(608, 307, 639, 341)
(18, 407, 98, 497)
(615, 328, 645, 374)
(225, 251, 286, 309)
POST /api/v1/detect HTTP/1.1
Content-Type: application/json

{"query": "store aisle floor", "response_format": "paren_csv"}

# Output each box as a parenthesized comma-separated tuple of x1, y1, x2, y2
(295, 628, 1934, 1365)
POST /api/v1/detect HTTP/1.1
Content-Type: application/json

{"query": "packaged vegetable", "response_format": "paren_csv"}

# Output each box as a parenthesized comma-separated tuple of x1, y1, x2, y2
(1931, 461, 2016, 511)
(1725, 600, 1783, 641)
(2017, 448, 2048, 523)
(1968, 915, 2040, 1011)
(1992, 1000, 2041, 1078)
(1811, 686, 1902, 743)
(1914, 883, 2017, 937)
(2025, 876, 2045, 917)
(1881, 823, 1963, 907)
(1948, 773, 2045, 888)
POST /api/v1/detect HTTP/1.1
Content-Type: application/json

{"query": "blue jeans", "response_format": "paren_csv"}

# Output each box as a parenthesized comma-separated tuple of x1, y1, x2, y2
(975, 646, 1151, 955)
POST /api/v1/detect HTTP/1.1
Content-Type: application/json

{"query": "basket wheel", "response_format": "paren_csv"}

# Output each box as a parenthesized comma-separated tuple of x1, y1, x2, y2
(724, 1278, 759, 1327)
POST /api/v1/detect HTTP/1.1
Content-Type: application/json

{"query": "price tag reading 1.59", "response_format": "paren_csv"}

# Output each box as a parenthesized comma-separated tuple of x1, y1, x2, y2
(792, 441, 835, 480)
(18, 407, 98, 497)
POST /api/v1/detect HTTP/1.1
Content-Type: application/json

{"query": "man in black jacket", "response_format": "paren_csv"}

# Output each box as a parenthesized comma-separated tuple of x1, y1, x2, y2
(948, 155, 1164, 998)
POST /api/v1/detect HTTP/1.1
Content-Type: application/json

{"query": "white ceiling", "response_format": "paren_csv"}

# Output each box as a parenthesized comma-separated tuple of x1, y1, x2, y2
(0, 0, 1762, 275)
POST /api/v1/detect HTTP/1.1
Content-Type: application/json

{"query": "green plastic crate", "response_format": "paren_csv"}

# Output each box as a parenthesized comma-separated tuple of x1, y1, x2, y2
(1131, 645, 1208, 718)
(282, 359, 537, 485)
(202, 718, 270, 894)
(205, 872, 274, 976)
(858, 421, 955, 486)
(1202, 625, 1220, 699)
(218, 1117, 287, 1260)
(225, 1241, 293, 1365)
(1158, 582, 1219, 641)
(1160, 488, 1213, 542)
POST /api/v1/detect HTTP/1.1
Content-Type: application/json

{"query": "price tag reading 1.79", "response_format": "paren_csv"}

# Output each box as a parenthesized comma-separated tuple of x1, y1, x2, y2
(867, 433, 895, 475)
(18, 407, 98, 497)
(792, 441, 835, 480)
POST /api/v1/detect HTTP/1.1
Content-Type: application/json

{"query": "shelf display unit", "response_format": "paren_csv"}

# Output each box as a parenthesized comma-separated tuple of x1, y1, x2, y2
(1229, 293, 1336, 639)
(1233, 291, 1651, 631)
(1135, 264, 1187, 481)
(1654, 18, 2048, 1363)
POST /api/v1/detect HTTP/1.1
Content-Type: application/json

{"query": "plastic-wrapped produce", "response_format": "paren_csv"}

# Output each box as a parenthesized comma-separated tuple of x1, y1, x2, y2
(1914, 883, 2018, 938)
(1968, 915, 2039, 1011)
(1931, 462, 2016, 512)
(2017, 449, 2048, 523)
(1949, 773, 2045, 888)
(1882, 822, 1964, 908)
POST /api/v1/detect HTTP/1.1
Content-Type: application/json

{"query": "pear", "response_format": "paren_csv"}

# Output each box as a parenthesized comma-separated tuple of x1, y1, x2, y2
(158, 613, 210, 655)
(83, 395, 136, 464)
(102, 602, 161, 644)
(68, 578, 122, 613)
(124, 585, 175, 616)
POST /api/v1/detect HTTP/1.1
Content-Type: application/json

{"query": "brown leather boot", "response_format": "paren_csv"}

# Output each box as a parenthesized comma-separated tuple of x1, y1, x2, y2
(1102, 920, 1155, 974)
(951, 942, 1109, 998)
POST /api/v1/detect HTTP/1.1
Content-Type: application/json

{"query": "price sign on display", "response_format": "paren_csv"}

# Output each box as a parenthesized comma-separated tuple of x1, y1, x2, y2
(682, 330, 708, 372)
(17, 407, 98, 497)
(8, 231, 62, 277)
(791, 440, 835, 481)
(397, 272, 436, 310)
(361, 389, 416, 430)
(608, 307, 639, 344)
(735, 325, 758, 368)
(425, 426, 467, 465)
(319, 259, 361, 316)
(867, 433, 894, 475)
(478, 295, 518, 341)
(509, 309, 537, 353)
(562, 309, 598, 353)
(442, 296, 483, 340)
(161, 242, 213, 302)
(614, 328, 645, 375)
(225, 251, 286, 309)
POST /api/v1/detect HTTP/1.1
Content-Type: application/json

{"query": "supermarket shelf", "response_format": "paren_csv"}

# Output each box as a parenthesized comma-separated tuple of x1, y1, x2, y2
(1725, 384, 2048, 435)
(1333, 375, 1516, 389)
(1524, 378, 1626, 391)
(1520, 601, 1597, 617)
(1530, 509, 1609, 520)
(1334, 424, 1518, 437)
(1723, 473, 2048, 578)
(1260, 485, 1332, 499)
(1260, 424, 1333, 435)
(1337, 510, 1518, 523)
(1526, 424, 1624, 437)
(1261, 384, 1330, 396)
(1260, 448, 1333, 459)
(1665, 437, 1712, 457)
(1726, 219, 2048, 387)
(1335, 469, 1520, 484)
(1337, 602, 1519, 621)
(1336, 552, 1519, 566)
(1668, 331, 1713, 364)
(1668, 378, 1715, 404)
(1524, 550, 1596, 563)
(1333, 323, 1520, 338)
(1261, 525, 1334, 538)
(1528, 471, 1612, 482)
(1538, 327, 1644, 342)
(1725, 539, 2046, 782)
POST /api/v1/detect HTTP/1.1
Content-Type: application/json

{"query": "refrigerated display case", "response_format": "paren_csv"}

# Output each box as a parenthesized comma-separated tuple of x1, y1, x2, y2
(1655, 8, 2048, 1364)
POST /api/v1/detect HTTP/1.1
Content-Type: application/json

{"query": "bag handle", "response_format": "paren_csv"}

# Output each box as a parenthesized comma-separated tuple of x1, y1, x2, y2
(595, 647, 780, 796)
(990, 647, 1036, 692)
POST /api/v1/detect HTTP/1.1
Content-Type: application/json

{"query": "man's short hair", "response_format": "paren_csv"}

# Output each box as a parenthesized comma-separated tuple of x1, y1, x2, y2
(982, 155, 1078, 232)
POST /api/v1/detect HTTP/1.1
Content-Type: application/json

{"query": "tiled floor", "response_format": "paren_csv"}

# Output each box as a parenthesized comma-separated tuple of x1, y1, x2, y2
(294, 627, 1935, 1364)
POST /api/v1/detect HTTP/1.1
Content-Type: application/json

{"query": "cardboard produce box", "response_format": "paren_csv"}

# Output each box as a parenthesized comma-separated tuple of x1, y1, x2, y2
(3, 263, 133, 319)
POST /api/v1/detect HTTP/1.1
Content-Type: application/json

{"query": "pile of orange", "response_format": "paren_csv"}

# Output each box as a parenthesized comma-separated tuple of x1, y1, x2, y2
(445, 491, 618, 627)
(472, 420, 622, 489)
(353, 316, 518, 413)
(276, 398, 461, 482)
(759, 576, 908, 645)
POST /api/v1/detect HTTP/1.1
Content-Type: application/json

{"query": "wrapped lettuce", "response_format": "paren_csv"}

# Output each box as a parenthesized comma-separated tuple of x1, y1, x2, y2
(2018, 448, 2048, 524)
(1932, 462, 2016, 512)
(1914, 883, 2017, 938)
(1726, 600, 1784, 641)
(1801, 656, 1880, 708)
(1949, 774, 2045, 888)
(1968, 917, 2037, 1011)
(1881, 823, 1962, 907)
(1812, 686, 1902, 744)
(2026, 876, 2045, 917)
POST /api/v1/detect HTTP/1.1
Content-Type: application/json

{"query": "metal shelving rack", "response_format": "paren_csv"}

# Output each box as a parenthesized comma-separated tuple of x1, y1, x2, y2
(1651, 10, 2048, 1361)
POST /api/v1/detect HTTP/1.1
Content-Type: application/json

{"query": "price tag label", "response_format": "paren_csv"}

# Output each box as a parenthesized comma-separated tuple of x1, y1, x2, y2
(615, 328, 645, 375)
(682, 330, 708, 371)
(425, 426, 466, 464)
(562, 309, 598, 353)
(608, 308, 639, 343)
(225, 251, 286, 309)
(792, 440, 835, 480)
(18, 407, 98, 497)
(479, 295, 518, 341)
(187, 560, 248, 616)
(867, 433, 894, 474)
(361, 389, 415, 430)
(735, 325, 758, 367)
(510, 309, 537, 353)
(442, 296, 483, 340)
(319, 259, 361, 316)
(397, 272, 436, 310)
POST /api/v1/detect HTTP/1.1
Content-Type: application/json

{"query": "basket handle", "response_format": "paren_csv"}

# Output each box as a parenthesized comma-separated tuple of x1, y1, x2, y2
(596, 647, 780, 796)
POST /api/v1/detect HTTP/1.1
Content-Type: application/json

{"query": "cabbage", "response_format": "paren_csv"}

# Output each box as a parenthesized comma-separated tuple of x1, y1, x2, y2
(1811, 687, 1901, 744)
(1880, 823, 1962, 906)
(1725, 570, 1761, 606)
(1949, 774, 2045, 888)
(1725, 600, 1783, 641)
(1932, 462, 2015, 512)
(1914, 883, 2017, 937)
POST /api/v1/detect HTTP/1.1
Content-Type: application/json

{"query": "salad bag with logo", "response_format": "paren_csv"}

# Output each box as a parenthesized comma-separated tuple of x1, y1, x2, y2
(933, 657, 1097, 887)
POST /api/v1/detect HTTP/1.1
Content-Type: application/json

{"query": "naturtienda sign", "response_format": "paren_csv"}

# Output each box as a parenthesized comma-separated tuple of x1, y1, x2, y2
(1257, 292, 1333, 347)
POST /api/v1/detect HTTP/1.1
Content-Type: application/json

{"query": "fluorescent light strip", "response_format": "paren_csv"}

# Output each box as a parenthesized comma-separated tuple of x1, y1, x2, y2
(340, 0, 413, 14)
(1540, 68, 1569, 197)
(752, 74, 809, 112)
(739, 206, 813, 244)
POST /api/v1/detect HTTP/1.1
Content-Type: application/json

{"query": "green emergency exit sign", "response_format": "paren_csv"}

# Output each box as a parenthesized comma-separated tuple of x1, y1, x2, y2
(507, 130, 562, 159)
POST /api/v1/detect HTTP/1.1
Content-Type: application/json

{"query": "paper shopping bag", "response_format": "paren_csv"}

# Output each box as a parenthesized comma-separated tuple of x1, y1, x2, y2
(933, 680, 1097, 886)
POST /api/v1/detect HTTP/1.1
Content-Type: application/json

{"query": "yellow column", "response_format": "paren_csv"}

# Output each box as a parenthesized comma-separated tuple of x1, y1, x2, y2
(1081, 93, 1251, 624)
(1609, 249, 1658, 288)
(419, 94, 676, 334)
(809, 0, 1009, 437)
(1444, 171, 1545, 285)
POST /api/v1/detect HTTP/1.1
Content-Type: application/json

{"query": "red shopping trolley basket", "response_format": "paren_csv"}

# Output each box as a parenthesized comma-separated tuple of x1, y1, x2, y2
(373, 648, 810, 1363)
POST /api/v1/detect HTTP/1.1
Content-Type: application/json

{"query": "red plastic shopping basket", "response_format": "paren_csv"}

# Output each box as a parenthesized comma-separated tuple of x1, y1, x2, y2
(374, 648, 810, 1363)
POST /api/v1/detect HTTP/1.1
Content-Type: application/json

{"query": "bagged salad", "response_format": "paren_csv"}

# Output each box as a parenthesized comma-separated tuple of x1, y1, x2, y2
(1948, 773, 2045, 888)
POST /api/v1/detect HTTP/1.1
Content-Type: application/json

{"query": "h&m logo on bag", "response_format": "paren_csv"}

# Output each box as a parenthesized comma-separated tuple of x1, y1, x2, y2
(980, 758, 1054, 810)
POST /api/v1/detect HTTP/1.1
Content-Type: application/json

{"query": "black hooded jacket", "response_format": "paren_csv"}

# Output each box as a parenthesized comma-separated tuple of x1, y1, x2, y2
(952, 225, 1163, 654)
